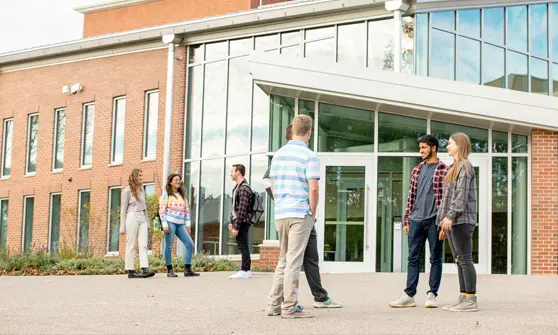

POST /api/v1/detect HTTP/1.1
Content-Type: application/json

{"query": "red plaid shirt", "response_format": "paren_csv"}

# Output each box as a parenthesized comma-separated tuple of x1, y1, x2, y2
(403, 160, 449, 227)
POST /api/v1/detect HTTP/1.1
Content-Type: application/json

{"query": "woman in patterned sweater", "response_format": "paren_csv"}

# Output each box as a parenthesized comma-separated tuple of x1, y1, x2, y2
(159, 173, 200, 278)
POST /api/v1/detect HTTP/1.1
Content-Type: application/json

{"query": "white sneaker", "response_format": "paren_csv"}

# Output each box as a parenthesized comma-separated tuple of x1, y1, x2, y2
(229, 270, 252, 279)
(425, 292, 438, 308)
(389, 292, 416, 308)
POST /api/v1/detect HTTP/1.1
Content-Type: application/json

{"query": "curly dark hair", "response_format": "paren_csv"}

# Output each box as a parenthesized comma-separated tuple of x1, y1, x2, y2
(165, 173, 185, 199)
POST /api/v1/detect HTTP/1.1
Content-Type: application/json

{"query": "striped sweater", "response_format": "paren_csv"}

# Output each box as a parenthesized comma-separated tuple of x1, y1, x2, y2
(159, 192, 191, 229)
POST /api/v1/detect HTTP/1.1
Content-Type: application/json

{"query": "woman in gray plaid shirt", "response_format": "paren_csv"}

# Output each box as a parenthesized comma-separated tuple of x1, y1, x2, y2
(438, 132, 479, 312)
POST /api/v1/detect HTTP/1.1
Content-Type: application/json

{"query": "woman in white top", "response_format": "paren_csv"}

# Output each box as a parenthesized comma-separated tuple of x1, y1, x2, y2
(120, 169, 155, 278)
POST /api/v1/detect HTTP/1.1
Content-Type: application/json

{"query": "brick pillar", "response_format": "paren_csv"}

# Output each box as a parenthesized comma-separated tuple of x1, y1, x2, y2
(531, 130, 558, 275)
(258, 240, 280, 270)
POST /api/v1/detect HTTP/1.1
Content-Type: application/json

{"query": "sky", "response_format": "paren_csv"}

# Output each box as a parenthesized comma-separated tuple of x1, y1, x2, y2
(0, 0, 100, 54)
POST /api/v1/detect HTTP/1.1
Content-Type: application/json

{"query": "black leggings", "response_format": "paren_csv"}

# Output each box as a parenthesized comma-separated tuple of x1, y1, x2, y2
(447, 224, 477, 294)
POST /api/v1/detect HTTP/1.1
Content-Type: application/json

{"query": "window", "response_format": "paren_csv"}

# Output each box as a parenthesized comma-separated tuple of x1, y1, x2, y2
(53, 109, 66, 171)
(0, 199, 8, 251)
(1, 119, 13, 178)
(78, 190, 91, 253)
(318, 103, 374, 153)
(49, 194, 61, 253)
(81, 104, 95, 168)
(144, 91, 158, 160)
(111, 97, 126, 164)
(108, 187, 121, 253)
(143, 183, 155, 252)
(23, 196, 34, 252)
(26, 114, 39, 174)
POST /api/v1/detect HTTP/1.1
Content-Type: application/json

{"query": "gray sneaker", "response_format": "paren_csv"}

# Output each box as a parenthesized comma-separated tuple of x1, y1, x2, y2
(449, 296, 478, 312)
(389, 292, 416, 308)
(443, 295, 466, 310)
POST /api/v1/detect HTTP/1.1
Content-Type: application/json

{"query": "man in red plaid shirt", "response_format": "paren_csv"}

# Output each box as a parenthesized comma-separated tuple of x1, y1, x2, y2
(390, 135, 449, 309)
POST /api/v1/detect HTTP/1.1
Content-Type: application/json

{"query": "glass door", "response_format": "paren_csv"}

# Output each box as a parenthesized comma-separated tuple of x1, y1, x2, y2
(317, 156, 374, 273)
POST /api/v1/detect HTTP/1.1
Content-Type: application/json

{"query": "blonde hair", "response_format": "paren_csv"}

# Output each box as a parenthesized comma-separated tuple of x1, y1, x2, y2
(128, 169, 143, 201)
(292, 114, 313, 137)
(445, 132, 472, 184)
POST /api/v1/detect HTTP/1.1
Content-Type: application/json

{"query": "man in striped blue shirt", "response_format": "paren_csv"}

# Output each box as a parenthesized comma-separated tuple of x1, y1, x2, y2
(267, 114, 319, 319)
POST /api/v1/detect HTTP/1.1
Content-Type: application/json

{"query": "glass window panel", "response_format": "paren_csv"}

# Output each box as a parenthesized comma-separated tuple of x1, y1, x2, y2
(222, 156, 250, 255)
(298, 100, 315, 150)
(226, 57, 252, 155)
(554, 63, 558, 97)
(255, 34, 279, 51)
(492, 158, 508, 274)
(402, 16, 415, 75)
(82, 104, 95, 167)
(265, 155, 277, 240)
(511, 134, 528, 153)
(189, 44, 203, 63)
(281, 31, 300, 46)
(507, 6, 527, 52)
(458, 9, 480, 38)
(457, 37, 481, 84)
(416, 14, 429, 76)
(198, 159, 223, 255)
(492, 130, 508, 153)
(107, 188, 121, 253)
(483, 44, 505, 88)
(305, 38, 334, 62)
(23, 197, 34, 252)
(251, 81, 270, 152)
(318, 103, 374, 153)
(53, 109, 66, 170)
(202, 61, 227, 157)
(511, 157, 528, 275)
(368, 19, 394, 71)
(280, 45, 300, 57)
(553, 4, 558, 60)
(431, 11, 455, 31)
(249, 154, 267, 253)
(2, 119, 13, 177)
(183, 162, 199, 251)
(0, 200, 8, 251)
(430, 121, 488, 153)
(205, 41, 228, 61)
(144, 91, 158, 159)
(111, 98, 126, 163)
(377, 157, 423, 272)
(78, 191, 90, 254)
(305, 26, 334, 40)
(507, 51, 528, 92)
(378, 113, 426, 152)
(483, 7, 505, 45)
(430, 29, 455, 80)
(144, 184, 155, 196)
(185, 66, 203, 159)
(530, 4, 548, 58)
(27, 114, 38, 174)
(229, 38, 253, 57)
(269, 96, 295, 152)
(337, 22, 366, 66)
(531, 58, 549, 95)
(49, 194, 61, 253)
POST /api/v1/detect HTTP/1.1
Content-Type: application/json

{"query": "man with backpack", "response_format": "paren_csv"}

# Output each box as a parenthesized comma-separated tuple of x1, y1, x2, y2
(228, 164, 254, 279)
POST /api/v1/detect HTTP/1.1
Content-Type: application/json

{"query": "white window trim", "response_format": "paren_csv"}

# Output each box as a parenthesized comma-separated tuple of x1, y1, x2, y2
(111, 97, 126, 165)
(22, 196, 34, 251)
(81, 103, 95, 169)
(52, 109, 66, 172)
(77, 190, 91, 251)
(25, 114, 39, 176)
(48, 193, 61, 252)
(143, 90, 159, 160)
(107, 186, 122, 255)
(1, 119, 13, 178)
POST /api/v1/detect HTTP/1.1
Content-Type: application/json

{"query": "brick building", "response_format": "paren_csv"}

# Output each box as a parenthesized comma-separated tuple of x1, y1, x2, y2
(0, 0, 556, 274)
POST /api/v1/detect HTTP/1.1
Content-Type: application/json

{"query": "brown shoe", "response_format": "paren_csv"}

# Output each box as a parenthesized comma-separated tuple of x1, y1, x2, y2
(281, 311, 313, 319)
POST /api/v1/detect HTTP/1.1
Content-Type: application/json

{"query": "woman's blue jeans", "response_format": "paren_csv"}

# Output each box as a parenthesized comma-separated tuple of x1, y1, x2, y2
(164, 222, 194, 265)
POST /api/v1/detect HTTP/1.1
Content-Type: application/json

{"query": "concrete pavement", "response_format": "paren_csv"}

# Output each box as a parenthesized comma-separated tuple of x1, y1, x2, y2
(0, 272, 557, 334)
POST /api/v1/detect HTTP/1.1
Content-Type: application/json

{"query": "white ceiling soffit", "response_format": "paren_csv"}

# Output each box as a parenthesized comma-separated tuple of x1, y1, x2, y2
(248, 52, 558, 133)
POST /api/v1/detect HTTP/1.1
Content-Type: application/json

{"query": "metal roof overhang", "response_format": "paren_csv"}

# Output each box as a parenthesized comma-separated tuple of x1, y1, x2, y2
(248, 52, 558, 134)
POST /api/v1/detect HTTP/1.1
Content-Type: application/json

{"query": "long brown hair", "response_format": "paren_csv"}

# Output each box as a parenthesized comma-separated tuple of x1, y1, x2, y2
(128, 169, 143, 201)
(166, 173, 185, 199)
(445, 132, 472, 184)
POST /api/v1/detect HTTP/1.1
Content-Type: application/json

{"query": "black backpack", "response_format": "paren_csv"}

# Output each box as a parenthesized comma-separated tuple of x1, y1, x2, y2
(240, 183, 265, 225)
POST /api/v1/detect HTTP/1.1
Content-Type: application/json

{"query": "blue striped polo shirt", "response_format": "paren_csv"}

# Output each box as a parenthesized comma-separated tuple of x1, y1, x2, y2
(269, 140, 320, 220)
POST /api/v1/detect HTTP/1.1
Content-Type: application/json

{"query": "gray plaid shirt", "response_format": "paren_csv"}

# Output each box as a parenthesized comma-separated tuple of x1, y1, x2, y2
(437, 160, 477, 227)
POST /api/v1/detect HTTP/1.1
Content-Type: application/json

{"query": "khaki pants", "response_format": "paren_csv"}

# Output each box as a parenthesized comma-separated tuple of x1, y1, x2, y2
(268, 215, 315, 313)
(125, 212, 149, 270)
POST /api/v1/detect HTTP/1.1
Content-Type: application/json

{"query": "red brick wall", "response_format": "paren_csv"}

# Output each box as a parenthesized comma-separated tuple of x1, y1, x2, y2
(258, 245, 280, 270)
(531, 130, 558, 275)
(0, 46, 187, 256)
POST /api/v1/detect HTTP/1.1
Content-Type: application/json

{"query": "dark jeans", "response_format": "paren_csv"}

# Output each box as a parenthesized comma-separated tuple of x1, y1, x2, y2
(404, 217, 443, 297)
(447, 224, 477, 294)
(303, 226, 329, 302)
(236, 223, 251, 271)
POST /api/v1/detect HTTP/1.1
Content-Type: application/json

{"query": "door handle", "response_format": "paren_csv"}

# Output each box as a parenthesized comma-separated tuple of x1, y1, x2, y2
(364, 183, 370, 250)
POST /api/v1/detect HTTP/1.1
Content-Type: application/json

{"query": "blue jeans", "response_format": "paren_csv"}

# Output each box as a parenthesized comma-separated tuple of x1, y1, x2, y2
(404, 217, 443, 297)
(164, 222, 194, 265)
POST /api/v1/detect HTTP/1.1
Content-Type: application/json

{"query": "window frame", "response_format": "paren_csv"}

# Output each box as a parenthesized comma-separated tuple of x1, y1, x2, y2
(1, 118, 14, 178)
(48, 193, 62, 253)
(111, 97, 126, 165)
(52, 108, 66, 172)
(77, 189, 91, 252)
(106, 186, 122, 255)
(0, 198, 8, 251)
(22, 196, 34, 252)
(143, 90, 159, 160)
(25, 113, 39, 176)
(81, 103, 95, 169)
